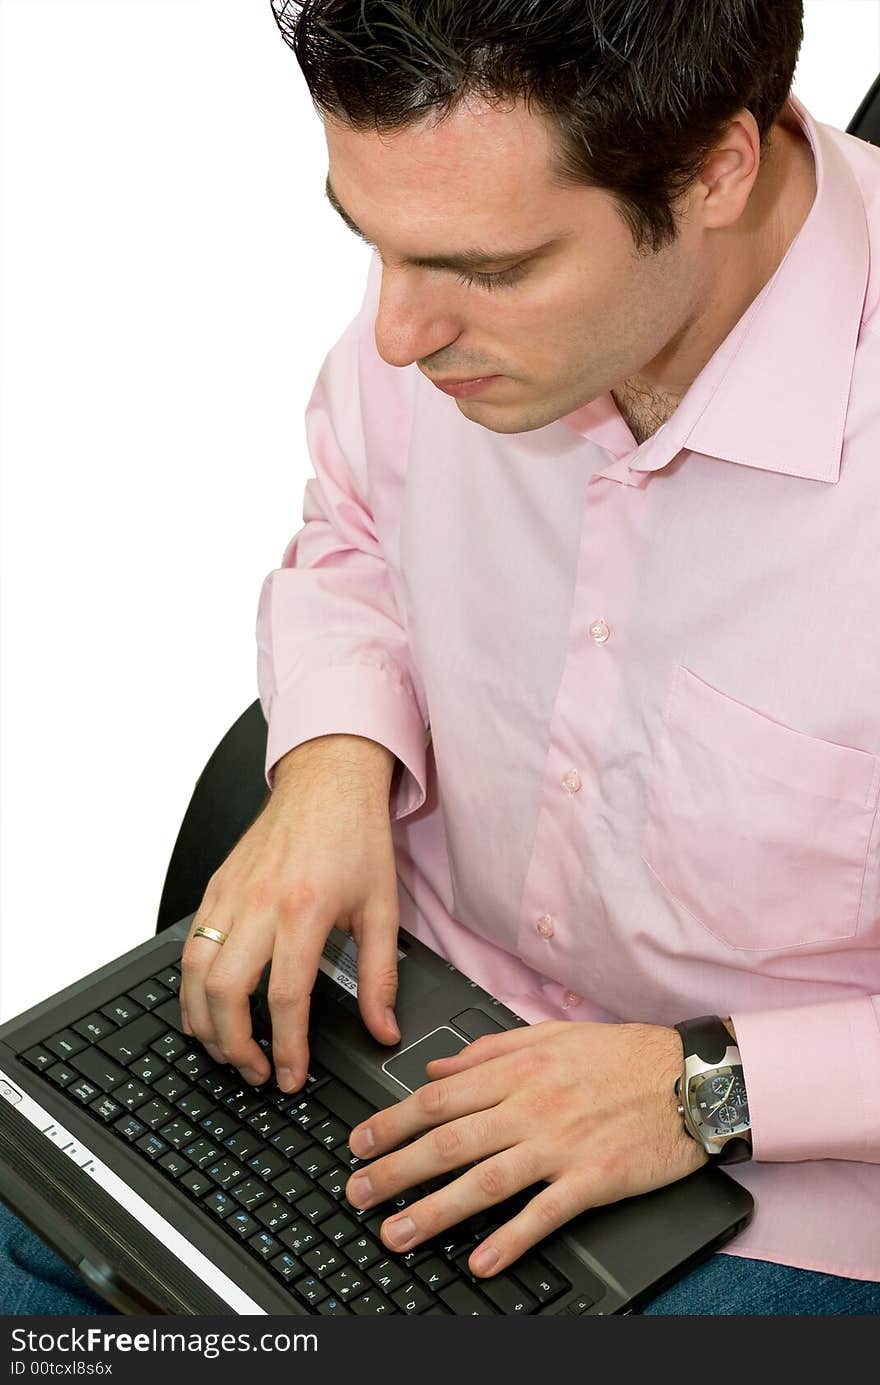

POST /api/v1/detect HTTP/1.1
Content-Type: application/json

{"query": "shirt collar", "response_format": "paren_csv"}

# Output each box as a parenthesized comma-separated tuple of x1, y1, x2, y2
(561, 93, 870, 486)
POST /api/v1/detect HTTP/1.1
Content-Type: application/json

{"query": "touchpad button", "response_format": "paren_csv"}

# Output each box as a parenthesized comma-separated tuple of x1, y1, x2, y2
(382, 1026, 469, 1092)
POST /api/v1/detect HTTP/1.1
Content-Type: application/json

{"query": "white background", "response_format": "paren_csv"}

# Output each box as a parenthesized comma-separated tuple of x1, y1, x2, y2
(2, 0, 879, 1020)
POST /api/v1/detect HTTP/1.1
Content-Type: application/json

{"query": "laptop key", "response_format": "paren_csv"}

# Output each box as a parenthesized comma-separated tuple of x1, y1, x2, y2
(349, 1291, 394, 1315)
(89, 1094, 123, 1123)
(248, 1231, 280, 1261)
(270, 1126, 313, 1160)
(175, 1051, 214, 1081)
(327, 1267, 369, 1302)
(204, 1190, 234, 1218)
(128, 979, 171, 1011)
(247, 1107, 288, 1139)
(223, 1129, 263, 1161)
(321, 1212, 361, 1249)
(510, 1255, 569, 1305)
(45, 1029, 88, 1061)
(479, 1275, 538, 1315)
(391, 1280, 437, 1314)
(247, 1148, 287, 1181)
(230, 1178, 272, 1211)
(317, 1166, 349, 1200)
(135, 1133, 169, 1161)
(44, 1059, 76, 1087)
(100, 995, 145, 1026)
(225, 1088, 265, 1120)
(154, 966, 181, 994)
(200, 1112, 238, 1143)
(311, 1118, 348, 1150)
(151, 1033, 188, 1062)
(114, 1114, 147, 1142)
(183, 1139, 223, 1168)
(180, 1168, 213, 1198)
(111, 1080, 150, 1111)
(159, 1118, 198, 1149)
(99, 1014, 164, 1064)
(71, 1049, 129, 1092)
(295, 1275, 327, 1306)
(317, 1296, 352, 1315)
(269, 1252, 302, 1283)
(225, 1210, 260, 1240)
(302, 1244, 345, 1278)
(68, 1079, 101, 1105)
(288, 1098, 328, 1131)
(369, 1259, 409, 1294)
(345, 1234, 383, 1269)
(137, 1100, 175, 1130)
(294, 1190, 335, 1225)
(20, 1045, 55, 1072)
(157, 1149, 191, 1178)
(153, 996, 183, 1031)
(153, 1071, 190, 1103)
(256, 1199, 294, 1233)
(73, 1013, 115, 1043)
(279, 1221, 320, 1256)
(415, 1255, 456, 1292)
(206, 1156, 248, 1189)
(128, 1052, 168, 1084)
(272, 1168, 314, 1204)
(314, 1079, 376, 1130)
(438, 1281, 498, 1315)
(294, 1145, 336, 1179)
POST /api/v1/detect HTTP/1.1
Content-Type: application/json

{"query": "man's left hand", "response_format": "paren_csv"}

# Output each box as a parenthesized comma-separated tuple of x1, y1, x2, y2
(344, 1019, 707, 1278)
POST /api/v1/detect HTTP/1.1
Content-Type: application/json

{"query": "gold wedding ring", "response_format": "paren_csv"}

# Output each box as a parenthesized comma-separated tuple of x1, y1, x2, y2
(192, 925, 229, 945)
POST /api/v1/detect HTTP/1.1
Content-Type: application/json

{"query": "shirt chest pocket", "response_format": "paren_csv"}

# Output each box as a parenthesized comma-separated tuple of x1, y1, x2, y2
(640, 665, 880, 951)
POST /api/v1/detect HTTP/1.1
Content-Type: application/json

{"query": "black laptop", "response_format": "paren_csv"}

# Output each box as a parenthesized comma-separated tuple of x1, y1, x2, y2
(0, 915, 753, 1315)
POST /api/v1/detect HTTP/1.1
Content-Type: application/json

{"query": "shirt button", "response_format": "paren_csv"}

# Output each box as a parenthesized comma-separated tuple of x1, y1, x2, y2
(562, 990, 582, 1009)
(561, 769, 582, 794)
(589, 618, 610, 644)
(536, 914, 555, 940)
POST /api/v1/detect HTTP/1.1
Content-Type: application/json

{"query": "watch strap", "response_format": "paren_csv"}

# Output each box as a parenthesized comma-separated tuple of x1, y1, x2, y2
(674, 1015, 733, 1065)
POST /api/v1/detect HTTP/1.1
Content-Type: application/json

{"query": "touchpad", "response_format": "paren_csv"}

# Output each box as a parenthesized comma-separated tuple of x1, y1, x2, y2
(382, 1026, 469, 1093)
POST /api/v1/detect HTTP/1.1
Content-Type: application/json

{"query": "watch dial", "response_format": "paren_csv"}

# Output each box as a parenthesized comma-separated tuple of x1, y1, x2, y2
(694, 1068, 749, 1133)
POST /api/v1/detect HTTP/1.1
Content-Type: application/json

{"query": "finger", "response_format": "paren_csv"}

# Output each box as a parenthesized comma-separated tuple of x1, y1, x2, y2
(347, 1053, 514, 1172)
(424, 1021, 563, 1074)
(374, 1144, 545, 1261)
(346, 1103, 521, 1225)
(179, 921, 235, 1062)
(266, 896, 340, 1092)
(462, 1175, 584, 1279)
(353, 907, 401, 1045)
(203, 931, 275, 1084)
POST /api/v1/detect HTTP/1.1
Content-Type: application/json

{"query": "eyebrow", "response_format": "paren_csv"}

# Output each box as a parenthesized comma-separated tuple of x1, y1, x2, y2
(325, 175, 559, 272)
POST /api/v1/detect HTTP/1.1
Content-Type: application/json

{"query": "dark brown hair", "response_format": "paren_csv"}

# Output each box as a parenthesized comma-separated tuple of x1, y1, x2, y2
(271, 0, 804, 255)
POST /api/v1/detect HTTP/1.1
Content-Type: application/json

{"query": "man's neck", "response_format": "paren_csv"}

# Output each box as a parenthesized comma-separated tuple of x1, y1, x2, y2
(613, 101, 817, 446)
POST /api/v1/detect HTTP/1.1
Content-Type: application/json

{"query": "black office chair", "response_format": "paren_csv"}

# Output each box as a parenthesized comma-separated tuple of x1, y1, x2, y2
(155, 74, 880, 937)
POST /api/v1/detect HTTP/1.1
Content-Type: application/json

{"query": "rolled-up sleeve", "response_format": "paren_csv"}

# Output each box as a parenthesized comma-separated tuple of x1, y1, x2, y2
(732, 994, 880, 1162)
(256, 261, 428, 819)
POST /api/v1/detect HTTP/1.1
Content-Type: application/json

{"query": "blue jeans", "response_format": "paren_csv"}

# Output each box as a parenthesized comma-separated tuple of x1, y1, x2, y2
(1, 1200, 878, 1316)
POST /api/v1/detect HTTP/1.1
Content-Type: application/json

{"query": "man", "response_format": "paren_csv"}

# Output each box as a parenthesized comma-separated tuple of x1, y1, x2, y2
(11, 0, 871, 1316)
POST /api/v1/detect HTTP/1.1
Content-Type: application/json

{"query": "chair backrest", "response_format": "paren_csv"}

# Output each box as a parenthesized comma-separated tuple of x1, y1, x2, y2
(847, 73, 880, 146)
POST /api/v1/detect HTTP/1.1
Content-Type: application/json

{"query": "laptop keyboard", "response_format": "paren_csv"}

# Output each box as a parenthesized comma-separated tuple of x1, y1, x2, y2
(16, 956, 597, 1315)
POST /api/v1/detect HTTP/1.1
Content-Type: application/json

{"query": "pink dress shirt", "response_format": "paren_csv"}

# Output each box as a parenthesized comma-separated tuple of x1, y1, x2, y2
(257, 93, 880, 1281)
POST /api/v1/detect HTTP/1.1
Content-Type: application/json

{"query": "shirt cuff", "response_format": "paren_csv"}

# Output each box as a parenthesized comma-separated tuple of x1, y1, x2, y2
(731, 996, 880, 1163)
(264, 662, 428, 821)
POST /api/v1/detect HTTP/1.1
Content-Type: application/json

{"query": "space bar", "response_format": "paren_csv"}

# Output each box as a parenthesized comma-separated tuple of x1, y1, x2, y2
(317, 1078, 377, 1129)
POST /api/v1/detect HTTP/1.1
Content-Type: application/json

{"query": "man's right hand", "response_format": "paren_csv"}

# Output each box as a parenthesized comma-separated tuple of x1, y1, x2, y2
(178, 733, 401, 1093)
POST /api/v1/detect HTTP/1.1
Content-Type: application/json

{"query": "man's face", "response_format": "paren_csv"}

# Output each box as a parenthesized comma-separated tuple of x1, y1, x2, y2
(324, 95, 711, 435)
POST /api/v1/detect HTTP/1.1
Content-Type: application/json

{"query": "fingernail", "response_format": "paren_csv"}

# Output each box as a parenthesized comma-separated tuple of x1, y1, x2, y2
(241, 1067, 265, 1086)
(347, 1173, 373, 1206)
(384, 1215, 415, 1247)
(276, 1066, 297, 1092)
(471, 1244, 500, 1274)
(205, 1043, 224, 1063)
(385, 1007, 400, 1036)
(349, 1125, 374, 1155)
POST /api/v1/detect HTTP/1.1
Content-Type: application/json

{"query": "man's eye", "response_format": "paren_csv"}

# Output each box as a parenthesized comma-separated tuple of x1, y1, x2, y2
(455, 264, 527, 292)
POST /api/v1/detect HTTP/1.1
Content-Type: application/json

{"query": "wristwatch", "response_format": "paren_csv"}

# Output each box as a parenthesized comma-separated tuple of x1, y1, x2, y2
(673, 1015, 752, 1164)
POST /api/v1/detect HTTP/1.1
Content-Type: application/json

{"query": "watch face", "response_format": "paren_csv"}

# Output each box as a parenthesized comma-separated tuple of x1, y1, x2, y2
(691, 1065, 750, 1135)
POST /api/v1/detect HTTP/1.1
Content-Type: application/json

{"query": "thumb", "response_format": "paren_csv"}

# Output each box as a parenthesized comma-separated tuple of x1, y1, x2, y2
(355, 909, 401, 1045)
